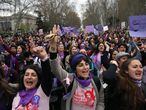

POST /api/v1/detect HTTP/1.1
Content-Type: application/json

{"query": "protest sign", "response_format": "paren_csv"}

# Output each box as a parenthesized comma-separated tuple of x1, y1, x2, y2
(129, 15, 146, 37)
(121, 22, 126, 29)
(103, 26, 108, 32)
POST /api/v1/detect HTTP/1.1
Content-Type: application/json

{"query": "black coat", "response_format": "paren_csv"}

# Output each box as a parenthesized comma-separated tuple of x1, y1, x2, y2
(103, 64, 146, 110)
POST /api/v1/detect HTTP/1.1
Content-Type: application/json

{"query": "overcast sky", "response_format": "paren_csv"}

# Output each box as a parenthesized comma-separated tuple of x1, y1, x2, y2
(72, 0, 87, 4)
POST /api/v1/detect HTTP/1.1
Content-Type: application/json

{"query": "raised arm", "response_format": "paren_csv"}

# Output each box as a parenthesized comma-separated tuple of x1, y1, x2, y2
(0, 36, 16, 56)
(46, 25, 71, 83)
(102, 60, 118, 84)
(32, 46, 52, 96)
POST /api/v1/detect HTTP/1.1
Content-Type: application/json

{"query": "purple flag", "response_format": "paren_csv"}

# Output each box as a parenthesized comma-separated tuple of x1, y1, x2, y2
(85, 25, 94, 33)
(62, 27, 71, 33)
(94, 29, 99, 35)
(95, 24, 103, 32)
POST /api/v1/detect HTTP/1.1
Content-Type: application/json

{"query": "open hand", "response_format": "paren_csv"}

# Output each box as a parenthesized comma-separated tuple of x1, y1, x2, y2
(45, 25, 60, 52)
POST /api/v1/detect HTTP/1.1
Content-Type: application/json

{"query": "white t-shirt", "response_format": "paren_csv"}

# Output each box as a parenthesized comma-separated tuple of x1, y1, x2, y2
(71, 83, 96, 110)
(12, 86, 50, 110)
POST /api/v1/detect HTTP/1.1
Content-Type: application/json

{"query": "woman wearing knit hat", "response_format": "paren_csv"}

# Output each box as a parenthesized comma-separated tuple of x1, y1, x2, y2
(48, 25, 104, 110)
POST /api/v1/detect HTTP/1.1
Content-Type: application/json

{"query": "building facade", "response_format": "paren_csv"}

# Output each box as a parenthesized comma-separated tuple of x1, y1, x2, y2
(0, 14, 37, 32)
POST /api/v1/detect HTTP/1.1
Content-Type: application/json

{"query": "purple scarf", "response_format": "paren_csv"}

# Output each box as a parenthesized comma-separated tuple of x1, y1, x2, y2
(16, 88, 37, 108)
(58, 52, 64, 60)
(132, 79, 142, 87)
(75, 74, 92, 87)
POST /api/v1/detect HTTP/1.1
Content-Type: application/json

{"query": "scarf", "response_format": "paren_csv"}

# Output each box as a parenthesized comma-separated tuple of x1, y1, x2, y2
(132, 79, 142, 87)
(16, 88, 37, 108)
(75, 74, 92, 88)
(130, 77, 142, 87)
(58, 52, 64, 61)
(63, 74, 92, 100)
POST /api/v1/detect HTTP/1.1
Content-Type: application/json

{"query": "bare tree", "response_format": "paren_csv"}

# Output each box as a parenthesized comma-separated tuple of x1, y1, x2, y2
(0, 0, 38, 31)
(0, 0, 14, 14)
(13, 0, 38, 31)
(65, 10, 81, 27)
(82, 0, 115, 26)
(118, 0, 146, 22)
(36, 0, 80, 28)
(83, 0, 101, 26)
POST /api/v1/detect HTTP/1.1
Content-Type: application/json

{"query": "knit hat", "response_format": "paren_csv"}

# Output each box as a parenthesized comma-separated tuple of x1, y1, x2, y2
(115, 52, 129, 60)
(70, 53, 90, 72)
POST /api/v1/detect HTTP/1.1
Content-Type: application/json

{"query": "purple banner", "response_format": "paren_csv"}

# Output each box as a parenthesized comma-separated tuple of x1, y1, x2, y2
(60, 26, 80, 36)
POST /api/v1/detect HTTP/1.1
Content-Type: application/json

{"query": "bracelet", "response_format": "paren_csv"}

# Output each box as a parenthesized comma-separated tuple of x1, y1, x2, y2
(49, 46, 57, 53)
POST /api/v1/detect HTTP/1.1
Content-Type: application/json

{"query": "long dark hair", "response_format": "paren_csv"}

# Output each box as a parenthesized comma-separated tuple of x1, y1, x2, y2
(0, 67, 16, 95)
(117, 58, 145, 110)
(19, 64, 42, 91)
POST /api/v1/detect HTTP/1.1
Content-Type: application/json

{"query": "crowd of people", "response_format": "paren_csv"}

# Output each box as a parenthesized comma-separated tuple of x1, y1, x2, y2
(0, 25, 146, 110)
